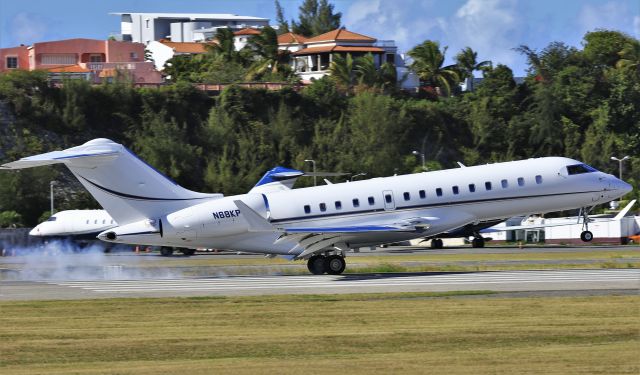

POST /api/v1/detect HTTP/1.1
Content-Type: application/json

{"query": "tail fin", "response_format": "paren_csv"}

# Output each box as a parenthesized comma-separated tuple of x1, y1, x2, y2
(613, 200, 636, 221)
(2, 139, 222, 225)
(249, 166, 304, 194)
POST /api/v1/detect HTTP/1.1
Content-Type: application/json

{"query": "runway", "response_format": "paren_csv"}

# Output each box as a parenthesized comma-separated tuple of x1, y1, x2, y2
(1, 269, 638, 300)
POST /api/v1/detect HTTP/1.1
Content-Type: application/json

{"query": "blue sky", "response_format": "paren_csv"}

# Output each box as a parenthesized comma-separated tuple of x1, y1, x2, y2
(1, 0, 638, 76)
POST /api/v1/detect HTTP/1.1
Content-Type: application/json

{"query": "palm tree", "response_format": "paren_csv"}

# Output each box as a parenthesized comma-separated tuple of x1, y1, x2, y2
(244, 26, 291, 80)
(207, 28, 238, 62)
(329, 53, 356, 92)
(455, 47, 491, 91)
(408, 40, 459, 96)
(616, 41, 640, 73)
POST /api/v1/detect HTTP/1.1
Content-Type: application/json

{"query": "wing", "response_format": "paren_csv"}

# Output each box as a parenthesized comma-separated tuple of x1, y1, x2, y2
(234, 200, 437, 259)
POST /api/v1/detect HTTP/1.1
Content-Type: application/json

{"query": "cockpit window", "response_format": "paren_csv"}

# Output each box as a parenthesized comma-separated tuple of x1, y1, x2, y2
(47, 217, 57, 222)
(567, 164, 597, 175)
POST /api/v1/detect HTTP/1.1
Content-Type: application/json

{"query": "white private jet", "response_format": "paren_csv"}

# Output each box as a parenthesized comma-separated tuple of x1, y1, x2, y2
(30, 209, 117, 240)
(2, 139, 632, 274)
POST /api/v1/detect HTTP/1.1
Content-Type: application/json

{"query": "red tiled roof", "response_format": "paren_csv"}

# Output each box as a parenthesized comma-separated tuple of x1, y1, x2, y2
(234, 28, 261, 36)
(293, 45, 384, 55)
(42, 65, 90, 73)
(159, 40, 211, 54)
(304, 28, 376, 43)
(277, 32, 308, 45)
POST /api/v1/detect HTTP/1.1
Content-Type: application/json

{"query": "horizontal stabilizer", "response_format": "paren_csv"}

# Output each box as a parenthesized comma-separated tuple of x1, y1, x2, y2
(1, 149, 118, 169)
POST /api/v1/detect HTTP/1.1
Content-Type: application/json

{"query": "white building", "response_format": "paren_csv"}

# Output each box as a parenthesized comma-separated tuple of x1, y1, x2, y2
(146, 40, 212, 70)
(111, 13, 269, 45)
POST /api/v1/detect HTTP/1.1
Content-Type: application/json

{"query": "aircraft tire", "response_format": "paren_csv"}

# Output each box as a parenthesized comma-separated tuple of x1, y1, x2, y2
(580, 231, 593, 242)
(159, 247, 174, 257)
(325, 255, 346, 275)
(472, 237, 485, 248)
(431, 239, 443, 249)
(307, 255, 326, 275)
(180, 248, 196, 256)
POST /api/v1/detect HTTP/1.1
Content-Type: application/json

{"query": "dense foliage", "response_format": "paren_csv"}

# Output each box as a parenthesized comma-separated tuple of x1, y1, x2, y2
(0, 30, 638, 226)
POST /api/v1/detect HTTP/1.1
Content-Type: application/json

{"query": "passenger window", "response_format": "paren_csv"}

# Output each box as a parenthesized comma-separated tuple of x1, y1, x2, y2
(94, 220, 98, 224)
(419, 190, 426, 199)
(485, 182, 492, 191)
(319, 203, 326, 212)
(385, 194, 393, 203)
(110, 220, 114, 224)
(102, 219, 106, 224)
(403, 192, 410, 201)
(518, 177, 525, 186)
(501, 179, 508, 188)
(86, 220, 89, 224)
(335, 201, 342, 210)
(352, 198, 360, 208)
(469, 184, 476, 193)
(535, 175, 543, 184)
(452, 186, 459, 195)
(304, 205, 311, 214)
(436, 188, 443, 197)
(368, 196, 375, 205)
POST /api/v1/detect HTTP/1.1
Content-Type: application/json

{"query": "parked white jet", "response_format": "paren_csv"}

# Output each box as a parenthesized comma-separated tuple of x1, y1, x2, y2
(2, 139, 632, 274)
(30, 210, 117, 239)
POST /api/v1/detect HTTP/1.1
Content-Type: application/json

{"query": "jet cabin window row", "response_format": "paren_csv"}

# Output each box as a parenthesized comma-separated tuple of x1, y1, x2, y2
(85, 219, 115, 224)
(302, 175, 544, 215)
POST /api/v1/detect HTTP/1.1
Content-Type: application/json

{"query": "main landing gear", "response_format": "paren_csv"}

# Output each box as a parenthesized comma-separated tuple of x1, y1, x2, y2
(471, 236, 485, 248)
(430, 238, 444, 249)
(578, 206, 594, 242)
(307, 254, 346, 275)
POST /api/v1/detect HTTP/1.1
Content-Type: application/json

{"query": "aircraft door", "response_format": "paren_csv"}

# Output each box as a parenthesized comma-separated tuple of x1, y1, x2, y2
(382, 190, 395, 210)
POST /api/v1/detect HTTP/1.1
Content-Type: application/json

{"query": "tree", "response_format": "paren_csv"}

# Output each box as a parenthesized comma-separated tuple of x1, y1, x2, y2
(616, 40, 640, 74)
(245, 26, 292, 80)
(207, 28, 240, 62)
(583, 30, 636, 69)
(329, 53, 356, 93)
(292, 0, 341, 37)
(408, 40, 459, 96)
(454, 47, 491, 90)
(274, 0, 289, 34)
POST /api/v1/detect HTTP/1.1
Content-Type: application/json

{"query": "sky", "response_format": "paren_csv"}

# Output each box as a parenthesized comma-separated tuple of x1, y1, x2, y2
(1, 0, 638, 76)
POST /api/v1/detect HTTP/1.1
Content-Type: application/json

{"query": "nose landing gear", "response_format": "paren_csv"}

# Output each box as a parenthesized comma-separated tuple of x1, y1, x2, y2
(578, 206, 595, 242)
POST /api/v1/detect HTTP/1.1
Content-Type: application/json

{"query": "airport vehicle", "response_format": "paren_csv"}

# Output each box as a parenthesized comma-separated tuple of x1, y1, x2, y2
(2, 139, 632, 274)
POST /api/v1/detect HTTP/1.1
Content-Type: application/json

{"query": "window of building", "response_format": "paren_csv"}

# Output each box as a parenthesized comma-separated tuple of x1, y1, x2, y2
(501, 179, 508, 188)
(353, 198, 360, 208)
(6, 56, 17, 69)
(403, 192, 410, 201)
(535, 175, 543, 184)
(385, 194, 393, 203)
(469, 183, 476, 193)
(41, 54, 76, 65)
(130, 52, 138, 60)
(419, 190, 426, 199)
(319, 203, 326, 212)
(485, 182, 492, 191)
(452, 186, 459, 195)
(518, 177, 525, 186)
(368, 196, 375, 205)
(145, 19, 150, 28)
(304, 205, 311, 214)
(89, 54, 104, 63)
(436, 188, 443, 197)
(335, 201, 342, 210)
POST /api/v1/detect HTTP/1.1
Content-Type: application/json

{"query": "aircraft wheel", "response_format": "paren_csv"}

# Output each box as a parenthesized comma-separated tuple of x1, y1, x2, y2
(580, 231, 593, 242)
(159, 247, 174, 257)
(431, 239, 443, 249)
(307, 255, 326, 275)
(325, 255, 346, 275)
(180, 248, 196, 256)
(471, 237, 485, 248)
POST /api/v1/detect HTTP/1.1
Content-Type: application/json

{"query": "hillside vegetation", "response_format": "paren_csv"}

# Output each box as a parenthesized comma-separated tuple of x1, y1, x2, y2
(0, 30, 638, 226)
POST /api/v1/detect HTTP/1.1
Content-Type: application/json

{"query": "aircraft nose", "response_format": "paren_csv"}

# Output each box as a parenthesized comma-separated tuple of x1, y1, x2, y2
(29, 226, 41, 236)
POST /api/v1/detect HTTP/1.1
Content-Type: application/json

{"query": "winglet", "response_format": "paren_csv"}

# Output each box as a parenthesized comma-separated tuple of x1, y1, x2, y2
(234, 200, 278, 232)
(614, 200, 636, 221)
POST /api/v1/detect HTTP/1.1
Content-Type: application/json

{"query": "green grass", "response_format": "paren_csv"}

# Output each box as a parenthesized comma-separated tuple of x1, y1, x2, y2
(1, 293, 638, 374)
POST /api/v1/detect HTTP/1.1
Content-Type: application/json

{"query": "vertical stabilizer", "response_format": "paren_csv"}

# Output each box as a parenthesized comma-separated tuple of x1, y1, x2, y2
(2, 139, 222, 224)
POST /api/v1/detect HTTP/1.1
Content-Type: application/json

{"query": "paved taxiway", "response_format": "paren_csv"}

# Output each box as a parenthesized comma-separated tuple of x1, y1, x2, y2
(1, 269, 638, 300)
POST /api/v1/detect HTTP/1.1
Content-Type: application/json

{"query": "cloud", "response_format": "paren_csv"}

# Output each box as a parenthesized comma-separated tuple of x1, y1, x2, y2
(448, 0, 521, 67)
(10, 12, 48, 46)
(578, 1, 637, 35)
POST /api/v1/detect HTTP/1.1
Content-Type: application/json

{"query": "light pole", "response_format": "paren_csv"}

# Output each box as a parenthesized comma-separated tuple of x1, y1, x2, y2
(304, 159, 316, 186)
(351, 172, 367, 181)
(50, 181, 57, 215)
(610, 156, 630, 180)
(412, 150, 426, 171)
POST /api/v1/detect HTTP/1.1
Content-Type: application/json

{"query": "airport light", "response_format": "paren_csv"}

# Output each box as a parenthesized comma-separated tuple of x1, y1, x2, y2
(412, 150, 426, 171)
(50, 181, 57, 215)
(304, 159, 316, 186)
(351, 172, 367, 181)
(610, 156, 630, 180)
